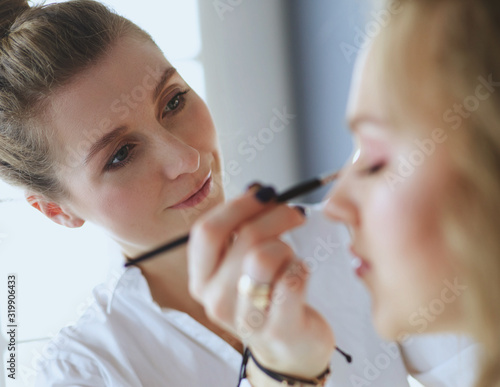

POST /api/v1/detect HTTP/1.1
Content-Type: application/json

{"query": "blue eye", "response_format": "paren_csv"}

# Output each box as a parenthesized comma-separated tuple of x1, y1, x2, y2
(162, 90, 189, 118)
(113, 145, 129, 163)
(104, 144, 136, 171)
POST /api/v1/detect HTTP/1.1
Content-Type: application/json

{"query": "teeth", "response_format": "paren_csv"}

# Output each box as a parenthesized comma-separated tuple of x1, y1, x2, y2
(350, 256, 362, 269)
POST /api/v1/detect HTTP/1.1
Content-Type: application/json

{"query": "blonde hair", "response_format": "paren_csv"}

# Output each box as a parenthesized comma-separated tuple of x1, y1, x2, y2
(0, 0, 152, 200)
(375, 1, 500, 386)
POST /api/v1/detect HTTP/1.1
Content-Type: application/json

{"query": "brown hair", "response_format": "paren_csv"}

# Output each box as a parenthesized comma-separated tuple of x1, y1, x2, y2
(376, 1, 500, 386)
(0, 0, 152, 200)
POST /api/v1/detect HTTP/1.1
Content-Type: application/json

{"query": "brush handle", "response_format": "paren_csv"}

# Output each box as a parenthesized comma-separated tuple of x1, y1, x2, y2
(276, 178, 322, 203)
(125, 174, 334, 267)
(125, 234, 189, 267)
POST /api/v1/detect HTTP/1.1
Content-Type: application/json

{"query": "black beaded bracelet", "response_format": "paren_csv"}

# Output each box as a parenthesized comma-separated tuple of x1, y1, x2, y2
(237, 348, 332, 386)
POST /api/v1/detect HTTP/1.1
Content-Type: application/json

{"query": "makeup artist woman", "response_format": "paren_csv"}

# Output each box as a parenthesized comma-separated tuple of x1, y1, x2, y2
(0, 0, 473, 386)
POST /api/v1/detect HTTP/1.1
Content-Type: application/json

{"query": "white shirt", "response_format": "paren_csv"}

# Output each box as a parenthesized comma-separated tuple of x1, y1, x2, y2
(35, 266, 242, 386)
(35, 203, 478, 386)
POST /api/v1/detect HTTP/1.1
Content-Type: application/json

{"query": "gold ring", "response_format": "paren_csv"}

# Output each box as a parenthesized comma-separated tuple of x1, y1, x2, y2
(237, 274, 272, 311)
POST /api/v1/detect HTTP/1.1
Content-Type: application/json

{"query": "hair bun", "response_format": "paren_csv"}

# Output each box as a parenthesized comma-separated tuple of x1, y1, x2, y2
(0, 0, 29, 39)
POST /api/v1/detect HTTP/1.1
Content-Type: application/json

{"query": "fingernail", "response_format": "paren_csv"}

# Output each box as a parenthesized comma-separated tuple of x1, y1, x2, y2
(246, 182, 263, 193)
(292, 205, 308, 217)
(255, 186, 277, 203)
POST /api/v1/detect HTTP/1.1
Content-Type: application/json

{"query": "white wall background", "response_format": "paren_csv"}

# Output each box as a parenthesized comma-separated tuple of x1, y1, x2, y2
(198, 1, 299, 199)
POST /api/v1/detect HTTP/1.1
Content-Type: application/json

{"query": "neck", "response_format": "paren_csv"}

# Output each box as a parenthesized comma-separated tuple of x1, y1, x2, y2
(136, 245, 198, 312)
(126, 245, 243, 354)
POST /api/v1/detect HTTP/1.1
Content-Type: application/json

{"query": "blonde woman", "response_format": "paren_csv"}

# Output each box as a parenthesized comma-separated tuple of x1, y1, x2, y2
(0, 0, 476, 386)
(188, 0, 498, 386)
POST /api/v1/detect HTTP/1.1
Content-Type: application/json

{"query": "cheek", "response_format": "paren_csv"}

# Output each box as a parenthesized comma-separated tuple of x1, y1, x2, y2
(87, 183, 171, 249)
(100, 186, 148, 215)
(365, 185, 429, 297)
(377, 178, 453, 277)
(367, 145, 456, 272)
(74, 172, 161, 228)
(364, 169, 458, 336)
(369, 182, 440, 271)
(183, 97, 218, 151)
(91, 190, 150, 236)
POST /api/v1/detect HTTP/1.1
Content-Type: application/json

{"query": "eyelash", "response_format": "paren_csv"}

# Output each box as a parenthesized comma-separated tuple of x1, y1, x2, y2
(103, 89, 191, 172)
(104, 143, 137, 172)
(363, 162, 385, 175)
(162, 89, 190, 119)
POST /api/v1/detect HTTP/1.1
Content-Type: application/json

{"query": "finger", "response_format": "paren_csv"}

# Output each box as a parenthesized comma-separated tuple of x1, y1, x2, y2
(241, 239, 295, 283)
(198, 206, 304, 318)
(188, 187, 277, 298)
(200, 240, 294, 326)
(267, 260, 310, 328)
(235, 205, 306, 251)
(231, 240, 295, 337)
(267, 260, 334, 370)
(251, 260, 333, 376)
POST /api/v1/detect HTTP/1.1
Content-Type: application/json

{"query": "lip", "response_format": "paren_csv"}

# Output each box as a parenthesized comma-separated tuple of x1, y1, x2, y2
(349, 245, 372, 278)
(169, 171, 212, 210)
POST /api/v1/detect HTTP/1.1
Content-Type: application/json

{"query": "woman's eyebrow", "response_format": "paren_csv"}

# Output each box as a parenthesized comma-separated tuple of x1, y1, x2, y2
(152, 67, 177, 103)
(83, 67, 178, 166)
(85, 126, 127, 165)
(82, 67, 178, 166)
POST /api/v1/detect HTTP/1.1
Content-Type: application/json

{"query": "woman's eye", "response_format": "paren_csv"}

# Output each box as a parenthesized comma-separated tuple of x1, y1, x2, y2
(105, 144, 135, 171)
(166, 96, 180, 110)
(365, 163, 385, 175)
(162, 90, 189, 117)
(114, 146, 129, 163)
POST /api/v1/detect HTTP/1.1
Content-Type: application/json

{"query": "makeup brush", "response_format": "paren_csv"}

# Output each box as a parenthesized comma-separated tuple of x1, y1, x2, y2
(125, 169, 353, 365)
(124, 170, 340, 267)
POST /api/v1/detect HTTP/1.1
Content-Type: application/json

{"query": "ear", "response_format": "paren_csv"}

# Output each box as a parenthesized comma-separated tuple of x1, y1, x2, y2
(25, 192, 85, 229)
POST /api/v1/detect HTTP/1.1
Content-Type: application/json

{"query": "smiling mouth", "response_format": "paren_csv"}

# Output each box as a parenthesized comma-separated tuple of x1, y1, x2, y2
(169, 171, 212, 210)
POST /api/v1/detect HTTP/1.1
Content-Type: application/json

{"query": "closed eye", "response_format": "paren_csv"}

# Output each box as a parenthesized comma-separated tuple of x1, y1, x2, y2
(364, 163, 385, 175)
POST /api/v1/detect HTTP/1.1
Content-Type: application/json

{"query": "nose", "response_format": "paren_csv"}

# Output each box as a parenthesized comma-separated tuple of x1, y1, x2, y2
(156, 132, 200, 180)
(323, 161, 359, 228)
